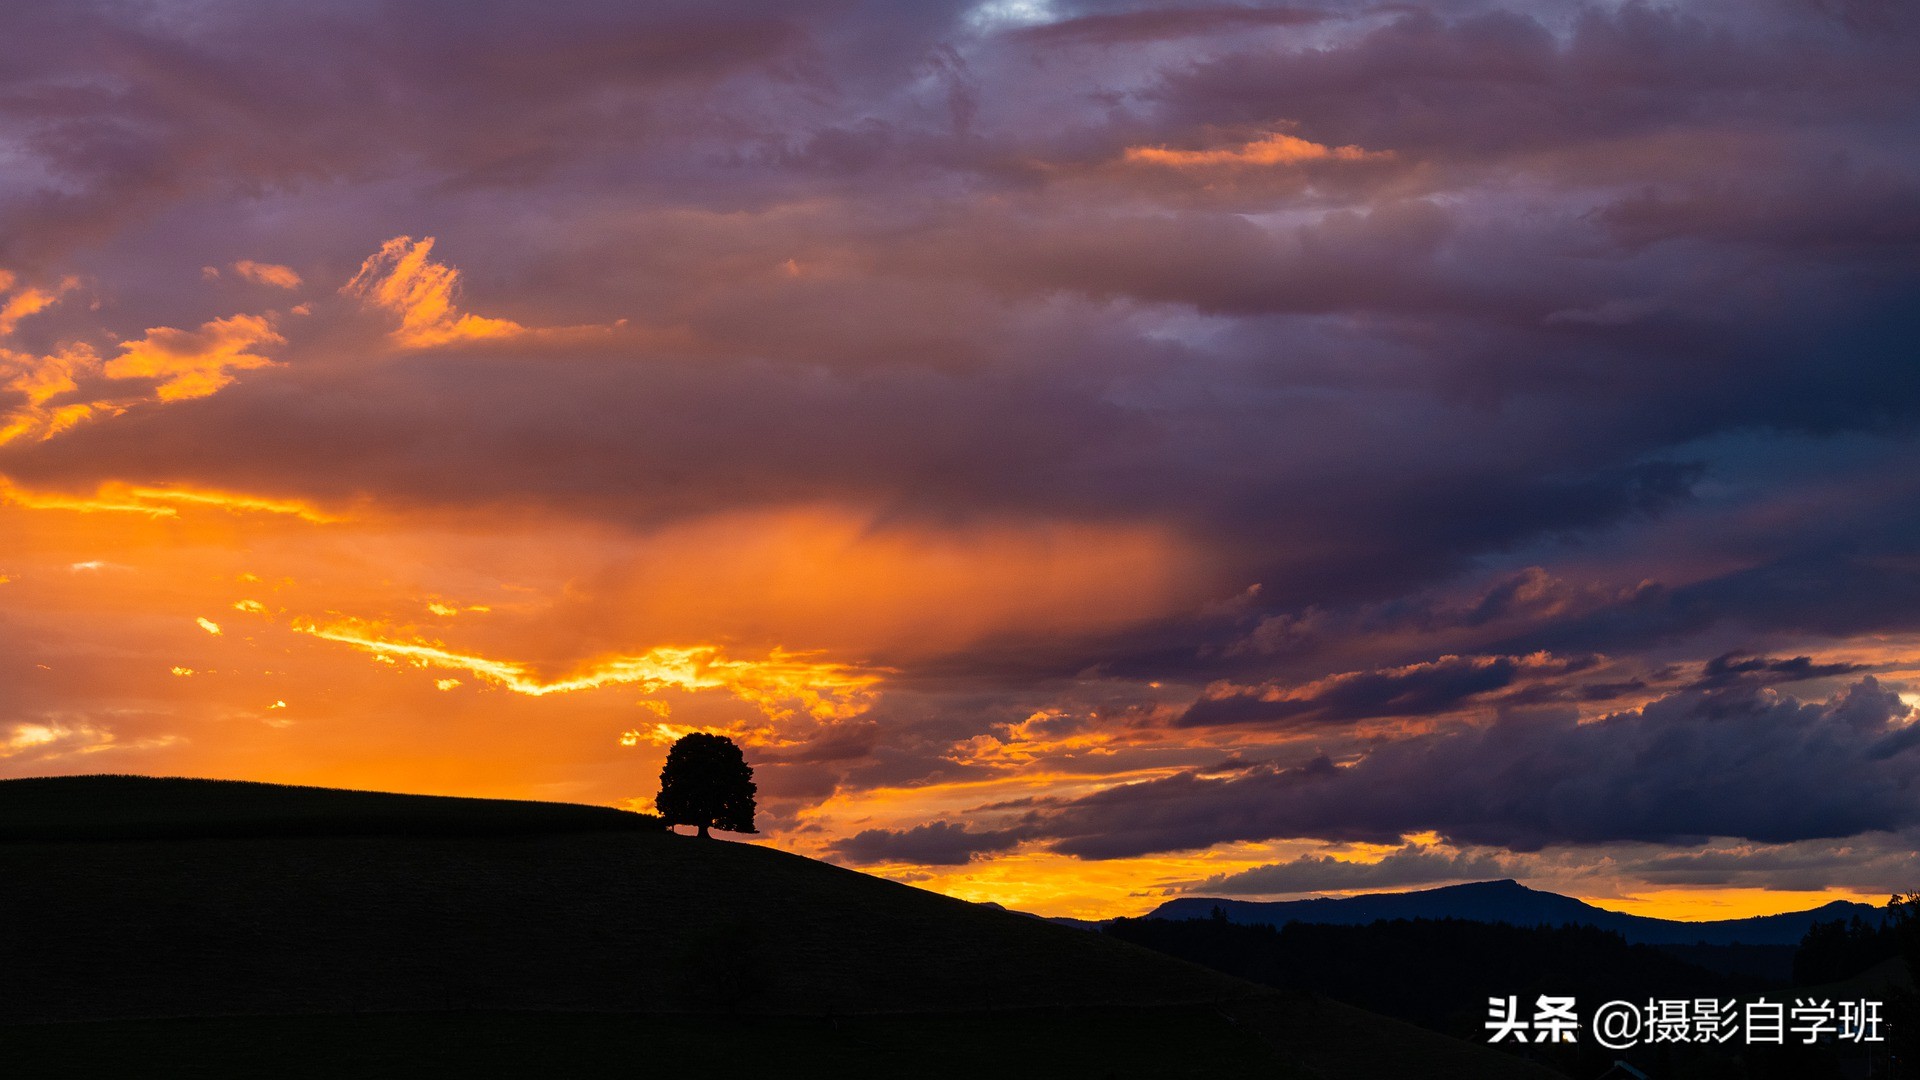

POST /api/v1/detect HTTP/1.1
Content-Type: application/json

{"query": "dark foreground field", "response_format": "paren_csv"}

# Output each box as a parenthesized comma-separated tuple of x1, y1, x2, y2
(2, 999, 1568, 1080)
(3, 1009, 1282, 1079)
(0, 776, 1560, 1078)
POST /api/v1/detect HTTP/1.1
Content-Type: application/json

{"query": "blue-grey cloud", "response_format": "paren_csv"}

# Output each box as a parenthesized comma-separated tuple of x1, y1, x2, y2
(1020, 679, 1920, 857)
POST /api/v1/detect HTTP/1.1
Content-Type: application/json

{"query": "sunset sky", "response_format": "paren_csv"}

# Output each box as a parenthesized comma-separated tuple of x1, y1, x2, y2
(3, 0, 1918, 920)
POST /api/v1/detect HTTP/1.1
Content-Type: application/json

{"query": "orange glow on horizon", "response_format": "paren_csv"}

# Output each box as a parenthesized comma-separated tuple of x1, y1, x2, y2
(1586, 887, 1889, 923)
(894, 867, 1894, 923)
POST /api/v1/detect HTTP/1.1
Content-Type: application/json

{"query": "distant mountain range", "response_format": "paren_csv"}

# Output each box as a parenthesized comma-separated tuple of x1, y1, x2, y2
(1144, 879, 1883, 946)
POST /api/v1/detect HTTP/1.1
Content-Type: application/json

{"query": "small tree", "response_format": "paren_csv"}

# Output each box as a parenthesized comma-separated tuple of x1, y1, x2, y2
(656, 732, 756, 838)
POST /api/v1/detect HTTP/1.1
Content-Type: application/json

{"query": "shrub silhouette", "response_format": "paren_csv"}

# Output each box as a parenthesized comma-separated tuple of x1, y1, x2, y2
(656, 733, 756, 838)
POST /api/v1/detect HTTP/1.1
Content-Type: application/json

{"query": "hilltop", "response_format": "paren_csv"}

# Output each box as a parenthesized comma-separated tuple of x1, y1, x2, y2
(0, 776, 1559, 1079)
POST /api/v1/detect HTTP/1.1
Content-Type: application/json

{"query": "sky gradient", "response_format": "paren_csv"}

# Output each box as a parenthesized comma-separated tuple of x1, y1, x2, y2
(3, 0, 1918, 919)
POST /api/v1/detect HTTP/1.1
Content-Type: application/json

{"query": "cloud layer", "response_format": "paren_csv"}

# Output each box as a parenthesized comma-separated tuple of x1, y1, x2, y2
(1, 0, 1917, 917)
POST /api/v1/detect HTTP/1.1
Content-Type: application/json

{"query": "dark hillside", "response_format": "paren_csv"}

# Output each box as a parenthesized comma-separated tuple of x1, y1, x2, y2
(0, 1008, 1287, 1080)
(0, 774, 661, 841)
(1, 831, 1236, 1022)
(1106, 915, 1761, 1031)
(0, 775, 1563, 1079)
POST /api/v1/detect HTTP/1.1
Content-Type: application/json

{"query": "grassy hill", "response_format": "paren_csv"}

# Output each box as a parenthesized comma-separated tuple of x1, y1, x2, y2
(0, 775, 1563, 1079)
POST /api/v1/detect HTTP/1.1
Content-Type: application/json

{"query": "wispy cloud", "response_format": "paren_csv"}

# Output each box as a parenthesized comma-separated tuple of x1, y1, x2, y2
(299, 619, 884, 721)
(0, 478, 336, 521)
(1123, 131, 1392, 168)
(231, 260, 302, 289)
(104, 314, 283, 402)
(342, 236, 526, 347)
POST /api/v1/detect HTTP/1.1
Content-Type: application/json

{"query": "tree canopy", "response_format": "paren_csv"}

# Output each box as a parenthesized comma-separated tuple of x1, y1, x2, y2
(656, 733, 756, 838)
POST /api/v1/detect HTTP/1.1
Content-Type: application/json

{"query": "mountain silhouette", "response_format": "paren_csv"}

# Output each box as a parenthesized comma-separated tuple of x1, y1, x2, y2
(1149, 879, 1880, 945)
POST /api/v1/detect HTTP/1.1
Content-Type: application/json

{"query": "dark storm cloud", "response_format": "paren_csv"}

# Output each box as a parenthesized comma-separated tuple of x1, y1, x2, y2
(1631, 845, 1850, 888)
(0, 1, 844, 266)
(0, 345, 1157, 527)
(1233, 567, 1638, 666)
(1595, 169, 1920, 255)
(827, 819, 1026, 866)
(887, 200, 1463, 318)
(1002, 5, 1329, 47)
(1178, 652, 1601, 728)
(1516, 541, 1920, 659)
(1017, 678, 1920, 858)
(1693, 653, 1872, 690)
(2, 0, 1918, 730)
(1146, 2, 1920, 161)
(1618, 826, 1920, 894)
(755, 723, 883, 765)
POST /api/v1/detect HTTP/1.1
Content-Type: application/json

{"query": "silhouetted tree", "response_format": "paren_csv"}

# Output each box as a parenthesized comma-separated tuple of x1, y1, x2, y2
(656, 733, 756, 838)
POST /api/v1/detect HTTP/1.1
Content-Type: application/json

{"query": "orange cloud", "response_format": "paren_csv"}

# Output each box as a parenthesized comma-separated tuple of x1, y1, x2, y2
(0, 275, 101, 445)
(297, 619, 884, 721)
(0, 478, 174, 517)
(0, 273, 75, 337)
(545, 506, 1209, 661)
(0, 477, 336, 521)
(232, 260, 302, 289)
(1124, 131, 1392, 168)
(123, 486, 338, 522)
(2, 718, 180, 761)
(0, 343, 103, 445)
(104, 313, 284, 401)
(342, 236, 526, 347)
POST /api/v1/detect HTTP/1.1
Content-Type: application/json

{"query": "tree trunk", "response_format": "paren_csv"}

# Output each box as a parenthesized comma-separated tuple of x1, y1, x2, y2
(697, 823, 711, 838)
